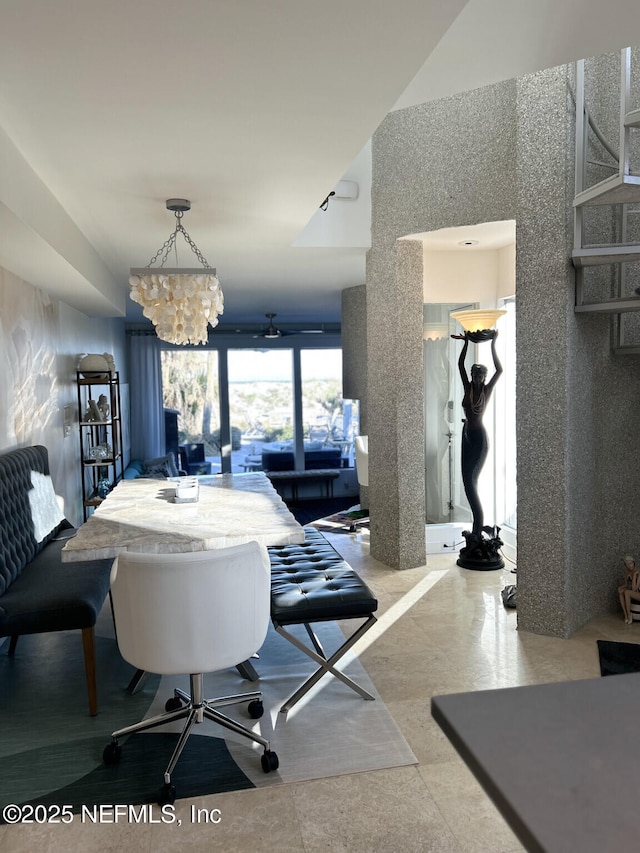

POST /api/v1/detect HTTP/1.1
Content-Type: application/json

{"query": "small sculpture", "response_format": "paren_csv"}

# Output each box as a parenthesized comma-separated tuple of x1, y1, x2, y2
(96, 394, 110, 421)
(84, 399, 103, 422)
(618, 555, 640, 624)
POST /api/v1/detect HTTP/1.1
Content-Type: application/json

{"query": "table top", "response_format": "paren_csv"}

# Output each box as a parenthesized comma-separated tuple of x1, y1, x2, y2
(62, 472, 305, 562)
(431, 673, 640, 853)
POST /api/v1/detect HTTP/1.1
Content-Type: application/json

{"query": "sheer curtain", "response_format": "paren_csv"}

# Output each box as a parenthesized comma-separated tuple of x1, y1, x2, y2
(128, 332, 164, 461)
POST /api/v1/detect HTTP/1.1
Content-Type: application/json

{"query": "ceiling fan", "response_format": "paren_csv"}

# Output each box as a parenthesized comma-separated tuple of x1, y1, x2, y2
(252, 313, 324, 339)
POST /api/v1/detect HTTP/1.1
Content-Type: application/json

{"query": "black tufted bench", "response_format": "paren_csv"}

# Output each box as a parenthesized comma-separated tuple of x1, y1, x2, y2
(268, 526, 378, 714)
(0, 445, 113, 715)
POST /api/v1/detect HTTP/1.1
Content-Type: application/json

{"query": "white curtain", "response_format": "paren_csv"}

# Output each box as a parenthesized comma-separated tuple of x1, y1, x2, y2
(128, 332, 164, 461)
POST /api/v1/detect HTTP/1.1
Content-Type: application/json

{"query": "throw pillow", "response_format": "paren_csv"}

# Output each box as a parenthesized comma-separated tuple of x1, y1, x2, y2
(28, 471, 65, 543)
(141, 452, 180, 479)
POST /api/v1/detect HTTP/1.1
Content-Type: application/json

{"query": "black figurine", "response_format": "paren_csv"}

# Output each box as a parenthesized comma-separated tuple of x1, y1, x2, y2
(451, 328, 505, 570)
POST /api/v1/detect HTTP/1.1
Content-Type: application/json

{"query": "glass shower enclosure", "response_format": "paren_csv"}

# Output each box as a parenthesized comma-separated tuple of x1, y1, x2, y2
(423, 303, 473, 526)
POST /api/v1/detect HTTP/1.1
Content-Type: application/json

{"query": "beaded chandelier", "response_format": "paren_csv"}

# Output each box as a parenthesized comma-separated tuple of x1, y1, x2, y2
(129, 199, 223, 345)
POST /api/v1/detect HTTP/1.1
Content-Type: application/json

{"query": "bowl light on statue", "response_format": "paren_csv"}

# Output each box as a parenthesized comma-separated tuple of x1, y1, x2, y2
(450, 309, 506, 342)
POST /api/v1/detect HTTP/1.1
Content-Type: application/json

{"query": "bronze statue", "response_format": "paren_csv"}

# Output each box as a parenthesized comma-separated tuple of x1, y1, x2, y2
(451, 329, 504, 569)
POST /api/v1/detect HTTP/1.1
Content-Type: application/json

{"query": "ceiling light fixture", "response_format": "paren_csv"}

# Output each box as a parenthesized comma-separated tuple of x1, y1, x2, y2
(458, 239, 479, 247)
(129, 199, 223, 345)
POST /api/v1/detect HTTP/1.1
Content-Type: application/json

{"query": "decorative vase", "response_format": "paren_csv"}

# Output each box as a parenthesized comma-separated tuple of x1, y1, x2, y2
(97, 477, 111, 499)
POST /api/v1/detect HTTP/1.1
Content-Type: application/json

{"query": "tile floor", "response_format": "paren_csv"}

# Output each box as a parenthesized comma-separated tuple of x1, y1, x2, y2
(0, 531, 633, 852)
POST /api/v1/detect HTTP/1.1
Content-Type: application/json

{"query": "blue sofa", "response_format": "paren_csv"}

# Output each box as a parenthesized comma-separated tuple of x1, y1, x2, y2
(124, 452, 183, 480)
(0, 446, 112, 715)
(261, 446, 342, 471)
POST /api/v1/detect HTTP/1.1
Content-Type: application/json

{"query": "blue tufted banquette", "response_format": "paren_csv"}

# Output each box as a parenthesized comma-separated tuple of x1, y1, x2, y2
(0, 445, 112, 715)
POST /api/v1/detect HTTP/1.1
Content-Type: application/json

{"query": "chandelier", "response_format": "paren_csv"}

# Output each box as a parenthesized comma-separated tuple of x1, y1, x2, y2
(129, 199, 223, 345)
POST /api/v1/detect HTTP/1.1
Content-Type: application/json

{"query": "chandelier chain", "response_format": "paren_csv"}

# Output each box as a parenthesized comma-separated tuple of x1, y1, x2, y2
(145, 210, 211, 269)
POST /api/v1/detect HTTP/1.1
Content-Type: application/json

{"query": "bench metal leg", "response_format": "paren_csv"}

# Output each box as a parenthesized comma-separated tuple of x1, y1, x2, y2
(274, 614, 377, 714)
(126, 668, 150, 694)
(235, 657, 260, 682)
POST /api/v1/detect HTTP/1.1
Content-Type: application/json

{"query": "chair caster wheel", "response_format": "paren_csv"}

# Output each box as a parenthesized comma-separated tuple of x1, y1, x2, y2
(158, 783, 176, 806)
(165, 696, 183, 712)
(102, 742, 122, 765)
(261, 750, 279, 773)
(247, 699, 264, 719)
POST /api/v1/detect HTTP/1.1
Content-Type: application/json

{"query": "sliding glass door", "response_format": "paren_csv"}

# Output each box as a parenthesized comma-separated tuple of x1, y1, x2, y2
(228, 348, 294, 472)
(423, 304, 472, 525)
(160, 337, 351, 475)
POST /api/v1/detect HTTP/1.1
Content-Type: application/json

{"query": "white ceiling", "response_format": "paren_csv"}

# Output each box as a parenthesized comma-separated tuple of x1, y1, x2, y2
(0, 1, 639, 328)
(405, 220, 515, 252)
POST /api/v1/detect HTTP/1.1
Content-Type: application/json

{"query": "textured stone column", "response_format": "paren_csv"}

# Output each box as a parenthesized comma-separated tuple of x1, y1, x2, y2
(366, 238, 426, 569)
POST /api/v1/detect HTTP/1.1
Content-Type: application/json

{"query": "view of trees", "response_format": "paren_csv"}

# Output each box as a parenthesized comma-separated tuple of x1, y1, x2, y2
(161, 349, 345, 453)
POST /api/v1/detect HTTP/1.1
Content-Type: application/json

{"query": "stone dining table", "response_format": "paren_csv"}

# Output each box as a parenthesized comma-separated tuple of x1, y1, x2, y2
(61, 472, 305, 562)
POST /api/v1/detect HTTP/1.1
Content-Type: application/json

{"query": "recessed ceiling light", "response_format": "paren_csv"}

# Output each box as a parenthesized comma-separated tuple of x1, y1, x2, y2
(458, 239, 479, 247)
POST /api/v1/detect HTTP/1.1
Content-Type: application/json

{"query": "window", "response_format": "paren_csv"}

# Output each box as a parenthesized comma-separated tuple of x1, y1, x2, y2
(228, 349, 294, 472)
(160, 334, 349, 475)
(301, 348, 357, 469)
(161, 349, 220, 469)
(494, 297, 516, 529)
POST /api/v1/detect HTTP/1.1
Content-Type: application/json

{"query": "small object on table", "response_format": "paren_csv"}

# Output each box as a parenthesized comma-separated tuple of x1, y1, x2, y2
(174, 477, 200, 503)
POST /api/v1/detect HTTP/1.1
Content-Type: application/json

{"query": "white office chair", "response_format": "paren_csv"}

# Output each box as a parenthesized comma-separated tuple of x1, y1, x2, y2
(354, 435, 369, 488)
(349, 435, 369, 531)
(102, 542, 278, 804)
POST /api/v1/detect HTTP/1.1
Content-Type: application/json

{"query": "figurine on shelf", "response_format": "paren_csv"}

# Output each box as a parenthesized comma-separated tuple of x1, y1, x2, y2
(618, 555, 640, 624)
(86, 443, 111, 461)
(84, 399, 103, 422)
(97, 394, 110, 421)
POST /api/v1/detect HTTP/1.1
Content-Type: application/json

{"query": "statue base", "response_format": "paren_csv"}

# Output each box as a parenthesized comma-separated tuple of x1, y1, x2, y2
(457, 527, 505, 571)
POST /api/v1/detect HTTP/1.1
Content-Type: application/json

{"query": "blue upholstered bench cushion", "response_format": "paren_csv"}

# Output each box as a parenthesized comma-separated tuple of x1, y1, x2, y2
(0, 533, 112, 636)
(0, 444, 113, 639)
(269, 527, 377, 624)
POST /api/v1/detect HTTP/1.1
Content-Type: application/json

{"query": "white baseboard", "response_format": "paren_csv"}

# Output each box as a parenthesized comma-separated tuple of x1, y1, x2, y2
(425, 523, 467, 555)
(500, 524, 517, 568)
(425, 522, 518, 565)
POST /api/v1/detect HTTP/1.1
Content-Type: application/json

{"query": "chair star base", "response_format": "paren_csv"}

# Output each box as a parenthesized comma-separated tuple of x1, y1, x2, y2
(103, 672, 279, 803)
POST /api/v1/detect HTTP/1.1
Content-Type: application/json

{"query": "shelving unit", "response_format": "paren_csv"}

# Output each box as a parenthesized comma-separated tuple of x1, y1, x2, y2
(76, 370, 124, 519)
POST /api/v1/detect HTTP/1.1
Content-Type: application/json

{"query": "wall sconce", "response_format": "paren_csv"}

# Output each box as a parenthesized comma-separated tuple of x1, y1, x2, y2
(423, 323, 450, 341)
(319, 180, 359, 211)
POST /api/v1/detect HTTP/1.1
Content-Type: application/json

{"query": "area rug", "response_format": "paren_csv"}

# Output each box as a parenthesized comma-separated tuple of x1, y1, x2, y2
(0, 609, 415, 815)
(597, 639, 640, 676)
